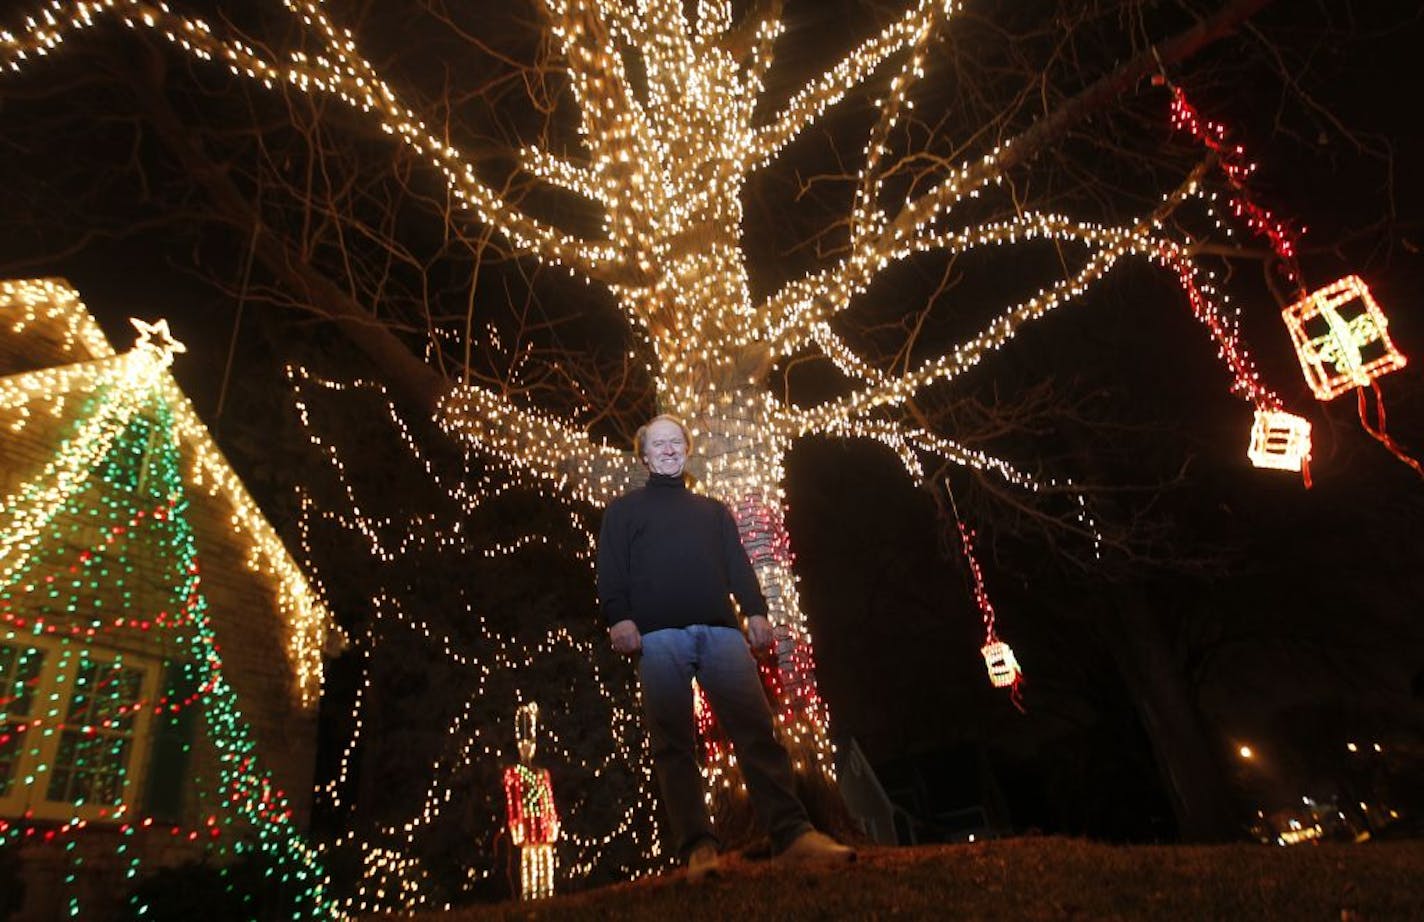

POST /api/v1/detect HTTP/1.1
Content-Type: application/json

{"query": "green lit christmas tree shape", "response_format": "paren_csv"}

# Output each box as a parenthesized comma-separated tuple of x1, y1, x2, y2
(1, 389, 333, 919)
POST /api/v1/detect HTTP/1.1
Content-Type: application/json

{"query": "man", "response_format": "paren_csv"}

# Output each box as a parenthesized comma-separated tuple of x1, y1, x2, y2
(596, 413, 854, 880)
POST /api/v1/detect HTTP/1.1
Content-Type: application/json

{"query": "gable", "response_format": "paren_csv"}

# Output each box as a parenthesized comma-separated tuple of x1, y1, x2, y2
(0, 276, 338, 709)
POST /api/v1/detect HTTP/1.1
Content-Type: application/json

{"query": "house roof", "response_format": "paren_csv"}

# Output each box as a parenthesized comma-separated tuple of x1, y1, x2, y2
(0, 276, 339, 708)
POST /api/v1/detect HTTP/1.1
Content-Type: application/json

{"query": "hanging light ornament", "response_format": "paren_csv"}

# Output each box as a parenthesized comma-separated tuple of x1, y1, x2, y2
(980, 640, 1022, 690)
(1163, 81, 1316, 476)
(1281, 275, 1406, 401)
(945, 483, 1023, 708)
(1247, 409, 1313, 473)
(1284, 274, 1420, 478)
(1167, 81, 1418, 478)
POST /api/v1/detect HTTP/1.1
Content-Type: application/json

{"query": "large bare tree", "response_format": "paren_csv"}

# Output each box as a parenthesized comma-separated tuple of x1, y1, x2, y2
(2, 0, 1401, 867)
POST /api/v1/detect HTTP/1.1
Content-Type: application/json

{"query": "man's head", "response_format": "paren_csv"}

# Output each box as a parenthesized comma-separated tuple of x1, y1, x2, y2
(636, 414, 691, 477)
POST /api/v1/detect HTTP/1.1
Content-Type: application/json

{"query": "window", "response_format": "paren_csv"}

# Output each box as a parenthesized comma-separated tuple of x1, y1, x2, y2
(0, 643, 44, 799)
(0, 638, 158, 822)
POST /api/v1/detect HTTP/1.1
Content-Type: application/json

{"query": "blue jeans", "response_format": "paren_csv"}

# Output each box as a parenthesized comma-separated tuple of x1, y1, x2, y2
(638, 625, 812, 860)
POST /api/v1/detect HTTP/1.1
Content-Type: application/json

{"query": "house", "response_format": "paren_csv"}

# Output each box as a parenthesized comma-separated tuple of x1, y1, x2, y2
(0, 278, 340, 920)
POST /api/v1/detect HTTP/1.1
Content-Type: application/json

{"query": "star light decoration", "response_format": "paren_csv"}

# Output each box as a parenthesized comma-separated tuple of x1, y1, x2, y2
(2, 0, 1327, 847)
(128, 316, 187, 368)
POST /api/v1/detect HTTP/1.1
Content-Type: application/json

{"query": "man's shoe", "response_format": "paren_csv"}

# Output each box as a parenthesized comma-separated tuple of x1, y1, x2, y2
(779, 829, 856, 864)
(686, 841, 722, 881)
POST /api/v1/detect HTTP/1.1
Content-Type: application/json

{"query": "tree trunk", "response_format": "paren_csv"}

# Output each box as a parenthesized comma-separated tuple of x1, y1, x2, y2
(1099, 584, 1242, 841)
(682, 390, 857, 843)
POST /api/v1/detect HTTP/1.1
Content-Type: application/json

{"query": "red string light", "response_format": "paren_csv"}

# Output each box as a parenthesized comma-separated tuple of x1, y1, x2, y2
(1167, 86, 1302, 286)
(952, 516, 1024, 710)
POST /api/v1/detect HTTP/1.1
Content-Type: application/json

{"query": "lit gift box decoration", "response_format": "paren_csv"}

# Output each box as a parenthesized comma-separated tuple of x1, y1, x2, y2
(1282, 275, 1406, 401)
(1247, 409, 1312, 473)
(980, 640, 1022, 689)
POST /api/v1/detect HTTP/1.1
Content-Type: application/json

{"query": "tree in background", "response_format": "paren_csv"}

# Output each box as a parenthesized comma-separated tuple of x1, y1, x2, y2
(0, 0, 1416, 901)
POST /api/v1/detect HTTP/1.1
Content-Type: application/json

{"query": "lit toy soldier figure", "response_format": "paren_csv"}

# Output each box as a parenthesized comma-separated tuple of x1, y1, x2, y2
(502, 702, 559, 900)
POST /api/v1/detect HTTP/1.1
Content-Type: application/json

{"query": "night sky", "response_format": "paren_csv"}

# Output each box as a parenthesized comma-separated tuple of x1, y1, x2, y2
(1, 0, 1422, 847)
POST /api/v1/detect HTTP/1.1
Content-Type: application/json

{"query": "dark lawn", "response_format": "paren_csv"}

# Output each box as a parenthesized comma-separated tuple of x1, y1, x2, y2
(373, 837, 1424, 920)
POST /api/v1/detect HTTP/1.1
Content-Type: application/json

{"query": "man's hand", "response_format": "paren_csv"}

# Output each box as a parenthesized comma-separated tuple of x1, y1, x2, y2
(747, 615, 774, 656)
(609, 619, 642, 656)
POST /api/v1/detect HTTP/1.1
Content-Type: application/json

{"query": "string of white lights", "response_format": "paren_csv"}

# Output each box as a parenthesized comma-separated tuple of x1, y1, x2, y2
(0, 4, 1325, 906)
(290, 373, 665, 911)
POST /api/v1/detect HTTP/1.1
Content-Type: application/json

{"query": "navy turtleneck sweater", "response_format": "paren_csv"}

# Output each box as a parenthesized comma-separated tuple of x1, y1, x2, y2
(596, 472, 768, 633)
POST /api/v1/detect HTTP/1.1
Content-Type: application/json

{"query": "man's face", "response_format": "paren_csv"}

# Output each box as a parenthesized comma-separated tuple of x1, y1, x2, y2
(643, 419, 687, 477)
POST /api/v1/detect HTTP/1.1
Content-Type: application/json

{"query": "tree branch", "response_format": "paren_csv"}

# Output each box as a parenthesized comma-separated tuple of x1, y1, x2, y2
(882, 0, 1277, 245)
(437, 383, 642, 506)
(750, 0, 953, 168)
(758, 0, 1275, 350)
(124, 42, 450, 413)
(1, 0, 627, 283)
(786, 244, 1129, 433)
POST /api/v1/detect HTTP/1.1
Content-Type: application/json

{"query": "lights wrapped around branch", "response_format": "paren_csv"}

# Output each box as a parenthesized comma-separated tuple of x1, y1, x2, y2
(293, 368, 666, 911)
(1282, 275, 1406, 401)
(1167, 84, 1301, 284)
(1159, 86, 1327, 476)
(730, 494, 820, 719)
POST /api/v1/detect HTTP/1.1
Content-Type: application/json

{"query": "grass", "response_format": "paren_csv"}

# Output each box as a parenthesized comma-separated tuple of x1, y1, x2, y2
(374, 836, 1424, 920)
